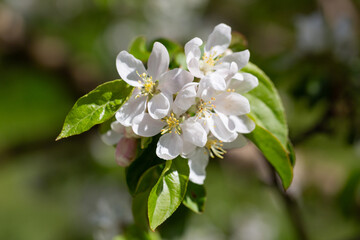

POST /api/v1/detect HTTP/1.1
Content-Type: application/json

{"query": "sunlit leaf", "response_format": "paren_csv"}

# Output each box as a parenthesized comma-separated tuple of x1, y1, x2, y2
(56, 80, 133, 140)
(148, 157, 189, 231)
(243, 63, 294, 189)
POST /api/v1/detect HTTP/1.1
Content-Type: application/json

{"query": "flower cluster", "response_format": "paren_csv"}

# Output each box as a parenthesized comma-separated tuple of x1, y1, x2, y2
(102, 23, 258, 184)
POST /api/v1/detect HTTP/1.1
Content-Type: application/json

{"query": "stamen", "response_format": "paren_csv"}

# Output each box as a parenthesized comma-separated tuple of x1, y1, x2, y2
(161, 113, 182, 135)
(206, 139, 227, 159)
(196, 98, 216, 119)
(135, 71, 156, 98)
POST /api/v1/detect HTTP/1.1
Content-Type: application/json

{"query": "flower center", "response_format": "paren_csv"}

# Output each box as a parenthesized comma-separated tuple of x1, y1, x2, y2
(161, 113, 182, 135)
(199, 52, 218, 75)
(136, 72, 156, 98)
(206, 138, 226, 159)
(196, 97, 216, 119)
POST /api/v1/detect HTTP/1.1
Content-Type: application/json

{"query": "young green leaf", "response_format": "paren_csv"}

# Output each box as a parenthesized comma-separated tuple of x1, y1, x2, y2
(148, 157, 190, 231)
(242, 63, 295, 189)
(56, 80, 133, 140)
(129, 36, 151, 62)
(182, 182, 206, 214)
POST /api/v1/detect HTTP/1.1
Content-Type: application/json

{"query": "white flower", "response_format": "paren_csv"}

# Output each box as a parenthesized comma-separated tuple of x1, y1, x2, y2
(115, 42, 193, 126)
(131, 112, 207, 160)
(184, 23, 250, 91)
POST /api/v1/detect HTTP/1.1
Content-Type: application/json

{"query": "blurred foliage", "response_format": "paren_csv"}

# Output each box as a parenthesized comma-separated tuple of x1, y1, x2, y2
(1, 0, 360, 239)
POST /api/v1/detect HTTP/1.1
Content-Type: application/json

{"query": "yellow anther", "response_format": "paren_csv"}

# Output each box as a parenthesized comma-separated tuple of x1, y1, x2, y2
(161, 113, 181, 135)
(135, 71, 156, 98)
(206, 138, 227, 159)
(196, 98, 216, 119)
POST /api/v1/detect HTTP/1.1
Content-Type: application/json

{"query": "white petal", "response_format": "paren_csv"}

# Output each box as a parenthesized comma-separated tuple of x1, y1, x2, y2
(182, 140, 197, 156)
(207, 112, 237, 142)
(200, 72, 226, 92)
(181, 120, 207, 147)
(132, 113, 165, 137)
(147, 42, 169, 80)
(158, 68, 194, 94)
(156, 132, 183, 160)
(111, 121, 125, 134)
(213, 92, 250, 115)
(219, 50, 250, 70)
(101, 130, 123, 146)
(229, 72, 259, 93)
(215, 61, 238, 84)
(188, 147, 209, 185)
(116, 51, 146, 87)
(115, 90, 146, 127)
(229, 115, 255, 133)
(205, 23, 231, 57)
(185, 37, 202, 63)
(187, 58, 204, 78)
(223, 134, 248, 149)
(174, 82, 198, 111)
(148, 92, 171, 119)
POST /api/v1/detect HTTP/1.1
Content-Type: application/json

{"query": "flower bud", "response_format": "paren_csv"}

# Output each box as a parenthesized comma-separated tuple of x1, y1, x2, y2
(115, 137, 137, 167)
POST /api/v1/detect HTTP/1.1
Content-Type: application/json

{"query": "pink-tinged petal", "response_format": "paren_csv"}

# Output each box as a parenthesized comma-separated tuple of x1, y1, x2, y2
(115, 90, 146, 127)
(132, 113, 165, 137)
(219, 50, 250, 70)
(181, 119, 207, 147)
(158, 68, 194, 94)
(205, 23, 231, 57)
(174, 82, 198, 111)
(115, 137, 138, 167)
(147, 42, 169, 80)
(229, 115, 255, 133)
(213, 92, 250, 115)
(156, 132, 183, 160)
(101, 130, 123, 146)
(223, 134, 248, 150)
(148, 92, 171, 119)
(207, 111, 237, 142)
(116, 51, 146, 87)
(229, 72, 259, 93)
(188, 147, 209, 185)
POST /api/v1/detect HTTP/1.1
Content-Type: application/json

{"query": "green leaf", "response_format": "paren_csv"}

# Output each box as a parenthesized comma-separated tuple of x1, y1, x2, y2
(183, 182, 206, 213)
(242, 63, 294, 189)
(148, 157, 190, 231)
(126, 136, 164, 195)
(56, 80, 133, 140)
(141, 137, 153, 149)
(129, 36, 151, 62)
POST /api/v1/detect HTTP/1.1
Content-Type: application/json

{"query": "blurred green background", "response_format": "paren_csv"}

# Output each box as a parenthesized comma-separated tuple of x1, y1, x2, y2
(1, 0, 360, 239)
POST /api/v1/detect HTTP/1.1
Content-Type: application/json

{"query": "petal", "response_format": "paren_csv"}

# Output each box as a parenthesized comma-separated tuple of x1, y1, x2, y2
(111, 121, 125, 134)
(205, 23, 231, 57)
(148, 92, 171, 119)
(132, 113, 165, 137)
(207, 111, 237, 142)
(115, 137, 137, 167)
(219, 50, 250, 70)
(147, 42, 169, 80)
(215, 61, 238, 83)
(101, 130, 123, 146)
(188, 58, 204, 78)
(188, 147, 209, 185)
(229, 72, 259, 93)
(228, 115, 255, 133)
(222, 134, 248, 150)
(181, 119, 207, 147)
(213, 92, 250, 115)
(158, 68, 194, 94)
(115, 90, 146, 126)
(199, 72, 226, 92)
(185, 37, 203, 63)
(116, 51, 146, 87)
(182, 140, 197, 156)
(156, 132, 183, 160)
(174, 82, 198, 111)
